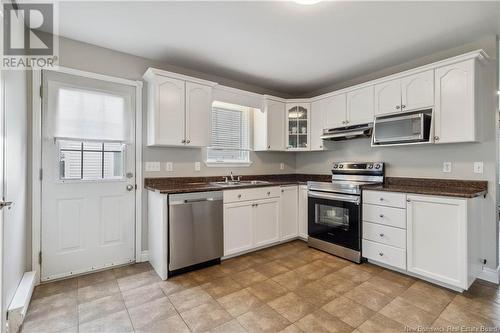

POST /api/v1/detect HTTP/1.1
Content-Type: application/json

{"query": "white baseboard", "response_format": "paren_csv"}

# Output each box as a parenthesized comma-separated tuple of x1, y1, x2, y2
(7, 271, 37, 333)
(139, 250, 149, 262)
(477, 265, 500, 284)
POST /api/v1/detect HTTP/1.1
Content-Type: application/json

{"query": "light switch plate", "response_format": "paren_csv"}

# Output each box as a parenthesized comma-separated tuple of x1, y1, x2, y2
(474, 161, 483, 174)
(195, 162, 201, 172)
(166, 162, 173, 172)
(145, 162, 161, 172)
(280, 162, 285, 170)
(442, 162, 452, 173)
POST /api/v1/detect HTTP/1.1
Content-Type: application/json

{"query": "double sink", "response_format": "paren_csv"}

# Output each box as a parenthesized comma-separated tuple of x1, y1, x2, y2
(210, 180, 270, 188)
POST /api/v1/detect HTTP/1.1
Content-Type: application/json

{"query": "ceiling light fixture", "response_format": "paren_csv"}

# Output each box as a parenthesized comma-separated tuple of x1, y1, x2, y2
(294, 0, 322, 5)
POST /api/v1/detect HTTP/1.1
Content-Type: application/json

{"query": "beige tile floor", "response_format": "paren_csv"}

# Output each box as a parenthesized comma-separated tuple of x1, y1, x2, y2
(22, 240, 500, 333)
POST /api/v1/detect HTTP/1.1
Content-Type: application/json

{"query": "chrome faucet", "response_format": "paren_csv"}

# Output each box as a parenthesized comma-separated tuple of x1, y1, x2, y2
(230, 171, 235, 181)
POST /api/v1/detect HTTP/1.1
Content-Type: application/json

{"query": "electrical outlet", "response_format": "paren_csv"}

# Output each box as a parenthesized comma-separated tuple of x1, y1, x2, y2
(474, 161, 483, 174)
(195, 162, 201, 172)
(442, 162, 452, 173)
(166, 162, 173, 172)
(145, 162, 161, 172)
(280, 162, 285, 170)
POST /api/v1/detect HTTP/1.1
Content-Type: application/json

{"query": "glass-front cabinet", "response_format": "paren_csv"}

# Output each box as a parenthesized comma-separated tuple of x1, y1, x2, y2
(285, 103, 310, 151)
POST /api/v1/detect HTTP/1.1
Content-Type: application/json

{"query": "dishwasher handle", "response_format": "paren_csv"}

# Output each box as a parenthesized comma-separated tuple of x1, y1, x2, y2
(169, 192, 223, 206)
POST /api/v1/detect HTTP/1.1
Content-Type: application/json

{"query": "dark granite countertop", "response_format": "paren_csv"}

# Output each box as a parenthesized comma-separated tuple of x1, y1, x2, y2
(145, 174, 330, 194)
(362, 177, 487, 198)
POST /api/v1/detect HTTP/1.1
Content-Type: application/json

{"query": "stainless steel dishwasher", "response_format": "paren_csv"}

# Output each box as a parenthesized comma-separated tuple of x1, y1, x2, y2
(168, 191, 223, 276)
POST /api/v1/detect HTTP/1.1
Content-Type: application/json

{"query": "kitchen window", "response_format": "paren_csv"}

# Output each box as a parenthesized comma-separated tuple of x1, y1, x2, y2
(206, 101, 252, 166)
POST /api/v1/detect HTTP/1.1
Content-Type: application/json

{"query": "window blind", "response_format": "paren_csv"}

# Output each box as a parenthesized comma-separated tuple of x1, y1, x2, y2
(207, 103, 250, 163)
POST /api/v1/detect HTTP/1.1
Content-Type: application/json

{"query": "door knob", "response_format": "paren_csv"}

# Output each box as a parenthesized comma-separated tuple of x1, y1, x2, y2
(126, 184, 135, 191)
(0, 201, 13, 209)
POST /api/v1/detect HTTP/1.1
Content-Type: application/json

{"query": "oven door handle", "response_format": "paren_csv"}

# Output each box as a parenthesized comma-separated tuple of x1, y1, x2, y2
(308, 191, 360, 205)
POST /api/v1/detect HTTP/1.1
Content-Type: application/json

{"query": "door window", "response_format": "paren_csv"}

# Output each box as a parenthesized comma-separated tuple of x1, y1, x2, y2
(58, 140, 125, 181)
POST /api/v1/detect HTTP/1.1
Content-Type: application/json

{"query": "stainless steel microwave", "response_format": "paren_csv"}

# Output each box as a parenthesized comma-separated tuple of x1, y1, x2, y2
(372, 112, 431, 145)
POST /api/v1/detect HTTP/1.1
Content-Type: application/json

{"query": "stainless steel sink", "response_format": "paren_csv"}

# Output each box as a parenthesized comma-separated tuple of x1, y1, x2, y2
(211, 180, 270, 187)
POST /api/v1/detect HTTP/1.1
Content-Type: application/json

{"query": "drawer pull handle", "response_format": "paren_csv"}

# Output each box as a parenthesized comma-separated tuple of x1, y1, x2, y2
(267, 192, 271, 195)
(379, 198, 384, 201)
(237, 194, 242, 198)
(379, 214, 384, 218)
(379, 252, 384, 256)
(379, 233, 384, 237)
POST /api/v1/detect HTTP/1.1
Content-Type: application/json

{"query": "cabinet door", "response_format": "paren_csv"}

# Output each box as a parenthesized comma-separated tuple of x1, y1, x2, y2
(324, 94, 347, 128)
(434, 60, 476, 144)
(347, 86, 374, 126)
(401, 70, 434, 112)
(298, 185, 308, 239)
(280, 186, 298, 240)
(407, 194, 467, 289)
(154, 76, 186, 145)
(267, 99, 286, 151)
(286, 103, 310, 151)
(310, 100, 325, 151)
(185, 82, 212, 147)
(223, 202, 254, 256)
(254, 198, 280, 247)
(374, 79, 401, 115)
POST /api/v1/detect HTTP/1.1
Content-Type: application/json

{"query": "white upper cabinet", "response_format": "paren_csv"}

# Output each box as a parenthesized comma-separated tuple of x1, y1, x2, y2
(401, 70, 434, 112)
(144, 68, 216, 147)
(286, 103, 310, 151)
(375, 70, 434, 116)
(185, 82, 212, 147)
(254, 98, 285, 151)
(325, 94, 347, 128)
(310, 100, 325, 151)
(347, 86, 374, 126)
(374, 79, 402, 115)
(151, 76, 186, 146)
(434, 59, 477, 144)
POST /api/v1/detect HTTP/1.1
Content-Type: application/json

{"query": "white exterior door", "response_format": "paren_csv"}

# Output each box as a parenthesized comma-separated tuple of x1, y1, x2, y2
(40, 71, 136, 282)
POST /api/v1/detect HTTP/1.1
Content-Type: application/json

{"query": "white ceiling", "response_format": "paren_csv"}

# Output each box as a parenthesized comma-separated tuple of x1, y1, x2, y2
(57, 1, 500, 96)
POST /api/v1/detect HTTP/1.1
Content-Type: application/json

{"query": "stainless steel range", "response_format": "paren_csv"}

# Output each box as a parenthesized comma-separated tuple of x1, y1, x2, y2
(307, 162, 384, 263)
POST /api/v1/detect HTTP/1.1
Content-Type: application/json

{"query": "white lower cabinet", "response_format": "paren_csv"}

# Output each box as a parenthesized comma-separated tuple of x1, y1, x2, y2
(223, 187, 281, 257)
(280, 186, 299, 241)
(254, 198, 280, 247)
(223, 202, 254, 256)
(406, 194, 479, 290)
(363, 189, 481, 291)
(298, 185, 308, 239)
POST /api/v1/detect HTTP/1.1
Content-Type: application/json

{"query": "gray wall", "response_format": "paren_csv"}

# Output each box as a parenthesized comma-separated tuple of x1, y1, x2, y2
(296, 35, 500, 270)
(3, 70, 29, 321)
(55, 34, 499, 269)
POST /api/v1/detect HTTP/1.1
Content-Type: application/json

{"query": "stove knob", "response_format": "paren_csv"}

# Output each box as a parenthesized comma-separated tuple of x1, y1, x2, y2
(339, 164, 343, 169)
(368, 164, 373, 169)
(333, 164, 338, 169)
(375, 164, 381, 169)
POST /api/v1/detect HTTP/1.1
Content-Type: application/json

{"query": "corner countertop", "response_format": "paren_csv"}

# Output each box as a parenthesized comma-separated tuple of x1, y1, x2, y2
(145, 174, 330, 194)
(362, 177, 487, 199)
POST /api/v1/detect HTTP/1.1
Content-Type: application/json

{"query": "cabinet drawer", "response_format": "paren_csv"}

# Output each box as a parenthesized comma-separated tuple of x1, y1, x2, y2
(363, 190, 406, 208)
(363, 204, 406, 229)
(363, 239, 406, 270)
(363, 222, 406, 249)
(224, 186, 280, 203)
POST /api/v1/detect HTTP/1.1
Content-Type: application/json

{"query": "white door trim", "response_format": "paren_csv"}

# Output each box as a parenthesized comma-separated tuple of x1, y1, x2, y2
(31, 67, 143, 285)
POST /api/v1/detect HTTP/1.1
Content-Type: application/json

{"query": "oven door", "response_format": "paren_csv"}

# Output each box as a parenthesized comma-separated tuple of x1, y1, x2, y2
(307, 191, 360, 251)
